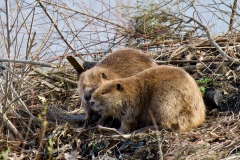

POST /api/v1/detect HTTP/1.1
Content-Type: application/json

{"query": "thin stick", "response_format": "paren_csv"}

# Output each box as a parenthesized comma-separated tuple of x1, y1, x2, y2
(0, 103, 24, 141)
(228, 0, 238, 32)
(36, 0, 85, 64)
(0, 58, 57, 68)
(4, 0, 11, 113)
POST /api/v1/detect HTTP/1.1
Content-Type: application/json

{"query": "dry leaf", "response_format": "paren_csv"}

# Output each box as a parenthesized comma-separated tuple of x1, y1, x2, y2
(38, 95, 47, 104)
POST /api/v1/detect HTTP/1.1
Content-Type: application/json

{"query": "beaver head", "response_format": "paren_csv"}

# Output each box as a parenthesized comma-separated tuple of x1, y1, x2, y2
(90, 80, 124, 119)
(79, 68, 111, 101)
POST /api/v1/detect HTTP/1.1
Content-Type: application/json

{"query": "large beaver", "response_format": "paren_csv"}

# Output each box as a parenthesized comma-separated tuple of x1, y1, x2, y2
(89, 65, 206, 133)
(78, 48, 157, 120)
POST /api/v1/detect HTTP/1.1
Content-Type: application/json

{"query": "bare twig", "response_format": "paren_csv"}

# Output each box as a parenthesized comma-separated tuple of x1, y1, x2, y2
(228, 0, 238, 32)
(3, 0, 12, 113)
(36, 0, 85, 64)
(163, 11, 240, 65)
(0, 64, 32, 86)
(184, 15, 239, 64)
(0, 58, 57, 68)
(33, 67, 77, 86)
(38, 79, 66, 92)
(0, 104, 24, 141)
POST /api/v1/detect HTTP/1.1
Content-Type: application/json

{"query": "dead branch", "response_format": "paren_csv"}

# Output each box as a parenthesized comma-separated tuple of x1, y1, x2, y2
(38, 79, 65, 92)
(228, 0, 238, 32)
(75, 125, 133, 139)
(33, 67, 77, 86)
(0, 64, 32, 86)
(36, 0, 85, 64)
(0, 58, 57, 68)
(156, 59, 227, 65)
(163, 11, 240, 65)
(51, 74, 77, 86)
(185, 15, 239, 64)
(47, 106, 84, 123)
(0, 103, 24, 141)
(42, 1, 129, 34)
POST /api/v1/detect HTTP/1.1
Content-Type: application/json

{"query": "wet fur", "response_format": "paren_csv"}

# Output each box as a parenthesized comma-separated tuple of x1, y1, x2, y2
(90, 65, 206, 133)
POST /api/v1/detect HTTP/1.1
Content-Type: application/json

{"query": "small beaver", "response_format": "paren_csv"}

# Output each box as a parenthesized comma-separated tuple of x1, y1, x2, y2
(90, 65, 206, 133)
(78, 48, 157, 120)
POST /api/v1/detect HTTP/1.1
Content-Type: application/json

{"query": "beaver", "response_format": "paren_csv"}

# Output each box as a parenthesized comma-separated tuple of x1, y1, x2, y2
(78, 48, 157, 121)
(89, 65, 206, 133)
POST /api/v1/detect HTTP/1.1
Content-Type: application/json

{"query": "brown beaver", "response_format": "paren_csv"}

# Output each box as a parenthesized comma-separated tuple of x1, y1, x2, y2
(78, 48, 157, 121)
(89, 65, 206, 133)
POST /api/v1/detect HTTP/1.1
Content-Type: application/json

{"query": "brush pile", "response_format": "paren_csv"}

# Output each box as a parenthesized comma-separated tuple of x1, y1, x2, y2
(1, 33, 240, 159)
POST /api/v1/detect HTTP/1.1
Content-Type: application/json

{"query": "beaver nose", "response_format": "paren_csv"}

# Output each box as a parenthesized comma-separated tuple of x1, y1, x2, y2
(84, 94, 91, 101)
(90, 101, 95, 106)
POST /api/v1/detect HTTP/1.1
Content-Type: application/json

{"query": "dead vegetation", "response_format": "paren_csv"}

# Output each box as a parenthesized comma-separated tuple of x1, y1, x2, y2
(1, 32, 240, 159)
(1, 0, 240, 159)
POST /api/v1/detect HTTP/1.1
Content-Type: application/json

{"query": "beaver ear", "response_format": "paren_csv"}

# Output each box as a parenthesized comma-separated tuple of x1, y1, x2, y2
(116, 83, 123, 91)
(101, 72, 108, 79)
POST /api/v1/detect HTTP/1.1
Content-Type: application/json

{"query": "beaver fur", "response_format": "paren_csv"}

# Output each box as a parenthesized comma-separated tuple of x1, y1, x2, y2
(78, 48, 157, 120)
(90, 65, 206, 133)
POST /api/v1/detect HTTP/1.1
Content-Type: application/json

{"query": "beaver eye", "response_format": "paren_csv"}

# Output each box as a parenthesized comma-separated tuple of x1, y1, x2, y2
(101, 90, 106, 95)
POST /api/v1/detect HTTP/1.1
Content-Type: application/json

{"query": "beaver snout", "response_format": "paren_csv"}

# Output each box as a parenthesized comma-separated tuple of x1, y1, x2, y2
(90, 101, 95, 106)
(84, 87, 95, 101)
(89, 99, 100, 112)
(84, 93, 91, 101)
